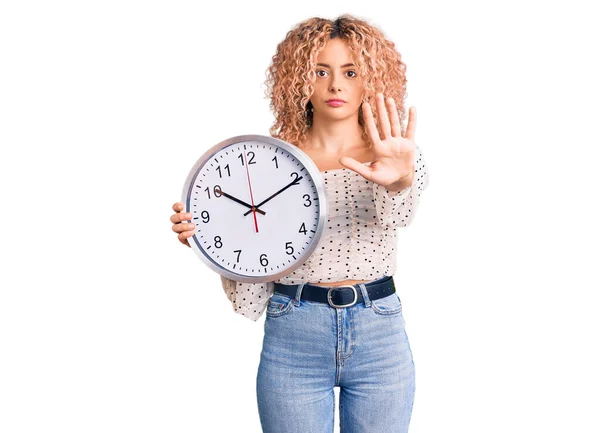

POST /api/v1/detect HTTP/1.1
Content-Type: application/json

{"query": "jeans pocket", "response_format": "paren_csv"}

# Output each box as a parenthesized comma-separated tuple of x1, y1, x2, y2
(370, 293, 403, 316)
(265, 293, 295, 318)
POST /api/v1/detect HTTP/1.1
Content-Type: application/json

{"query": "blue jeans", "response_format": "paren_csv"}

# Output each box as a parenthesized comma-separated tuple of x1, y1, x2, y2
(256, 277, 416, 433)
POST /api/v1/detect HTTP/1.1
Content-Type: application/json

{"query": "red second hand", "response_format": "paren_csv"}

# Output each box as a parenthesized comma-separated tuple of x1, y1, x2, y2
(242, 151, 259, 233)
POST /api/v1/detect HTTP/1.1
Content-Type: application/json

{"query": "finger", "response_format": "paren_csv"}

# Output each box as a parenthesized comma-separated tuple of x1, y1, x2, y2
(172, 221, 196, 233)
(170, 210, 191, 224)
(339, 156, 373, 182)
(362, 102, 380, 146)
(178, 231, 192, 247)
(178, 230, 194, 239)
(386, 97, 402, 138)
(376, 93, 391, 139)
(178, 229, 194, 241)
(404, 106, 417, 141)
(170, 201, 189, 223)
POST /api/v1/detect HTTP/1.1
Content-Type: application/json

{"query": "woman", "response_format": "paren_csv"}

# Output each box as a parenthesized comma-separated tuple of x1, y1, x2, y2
(170, 15, 429, 433)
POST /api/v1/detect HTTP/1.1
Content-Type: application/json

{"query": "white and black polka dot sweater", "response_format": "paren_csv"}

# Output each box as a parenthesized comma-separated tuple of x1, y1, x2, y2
(220, 145, 429, 321)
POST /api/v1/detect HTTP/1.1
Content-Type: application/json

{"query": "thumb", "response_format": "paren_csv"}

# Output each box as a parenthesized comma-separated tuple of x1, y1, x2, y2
(339, 156, 373, 181)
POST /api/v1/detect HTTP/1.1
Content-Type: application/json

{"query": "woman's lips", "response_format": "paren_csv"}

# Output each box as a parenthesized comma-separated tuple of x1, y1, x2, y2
(326, 100, 345, 107)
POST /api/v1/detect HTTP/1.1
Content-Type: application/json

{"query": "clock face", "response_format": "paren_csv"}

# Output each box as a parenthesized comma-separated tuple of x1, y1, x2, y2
(182, 135, 327, 283)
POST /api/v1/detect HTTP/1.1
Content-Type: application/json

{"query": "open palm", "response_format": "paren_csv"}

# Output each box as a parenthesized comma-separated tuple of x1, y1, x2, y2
(340, 93, 416, 190)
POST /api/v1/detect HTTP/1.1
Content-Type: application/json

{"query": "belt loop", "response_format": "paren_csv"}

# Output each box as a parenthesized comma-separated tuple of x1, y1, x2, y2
(358, 283, 371, 307)
(293, 283, 306, 306)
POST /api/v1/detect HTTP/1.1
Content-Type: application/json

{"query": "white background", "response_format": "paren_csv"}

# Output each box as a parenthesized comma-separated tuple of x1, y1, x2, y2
(1, 1, 598, 432)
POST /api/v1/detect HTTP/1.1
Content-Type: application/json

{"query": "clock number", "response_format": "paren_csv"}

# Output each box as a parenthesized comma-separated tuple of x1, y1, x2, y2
(260, 254, 268, 266)
(290, 172, 300, 184)
(303, 194, 312, 207)
(272, 155, 278, 169)
(214, 236, 223, 249)
(205, 185, 223, 199)
(201, 211, 210, 223)
(238, 151, 256, 166)
(216, 164, 231, 178)
(233, 249, 242, 263)
(285, 242, 294, 255)
(299, 222, 307, 234)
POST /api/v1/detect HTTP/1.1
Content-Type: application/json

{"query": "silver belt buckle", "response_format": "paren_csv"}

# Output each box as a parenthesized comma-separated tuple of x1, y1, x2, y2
(327, 285, 358, 308)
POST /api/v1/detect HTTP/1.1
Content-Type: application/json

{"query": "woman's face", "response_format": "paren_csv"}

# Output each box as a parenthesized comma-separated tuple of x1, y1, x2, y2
(309, 38, 364, 123)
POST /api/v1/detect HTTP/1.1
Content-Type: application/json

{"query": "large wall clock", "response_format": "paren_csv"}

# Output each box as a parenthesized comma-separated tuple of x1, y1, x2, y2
(181, 134, 328, 284)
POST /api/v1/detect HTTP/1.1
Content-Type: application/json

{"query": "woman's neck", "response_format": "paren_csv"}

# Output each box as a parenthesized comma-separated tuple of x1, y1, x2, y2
(304, 117, 367, 155)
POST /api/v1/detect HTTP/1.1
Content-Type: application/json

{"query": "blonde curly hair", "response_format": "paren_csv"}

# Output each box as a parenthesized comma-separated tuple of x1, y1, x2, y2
(264, 14, 408, 147)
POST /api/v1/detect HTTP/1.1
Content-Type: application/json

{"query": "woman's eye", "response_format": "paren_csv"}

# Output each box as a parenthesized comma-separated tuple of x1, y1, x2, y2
(316, 69, 357, 78)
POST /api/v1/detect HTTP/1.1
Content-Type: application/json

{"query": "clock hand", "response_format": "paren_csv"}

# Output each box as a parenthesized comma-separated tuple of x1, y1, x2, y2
(215, 187, 266, 215)
(242, 151, 260, 233)
(243, 175, 303, 216)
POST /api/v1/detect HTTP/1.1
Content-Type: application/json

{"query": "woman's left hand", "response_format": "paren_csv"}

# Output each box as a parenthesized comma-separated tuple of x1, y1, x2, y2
(340, 93, 416, 192)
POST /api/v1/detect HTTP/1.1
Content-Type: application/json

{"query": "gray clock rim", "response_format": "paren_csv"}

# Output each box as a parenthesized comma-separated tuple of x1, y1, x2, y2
(181, 134, 328, 284)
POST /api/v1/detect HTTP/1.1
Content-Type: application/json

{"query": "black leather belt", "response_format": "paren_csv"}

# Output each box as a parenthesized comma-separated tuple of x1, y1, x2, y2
(273, 276, 395, 308)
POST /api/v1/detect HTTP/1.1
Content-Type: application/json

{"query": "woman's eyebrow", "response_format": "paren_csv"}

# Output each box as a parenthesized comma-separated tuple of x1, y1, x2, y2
(316, 63, 356, 68)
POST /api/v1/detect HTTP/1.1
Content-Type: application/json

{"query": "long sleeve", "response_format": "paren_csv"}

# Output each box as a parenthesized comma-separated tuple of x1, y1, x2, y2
(372, 145, 429, 228)
(220, 275, 274, 321)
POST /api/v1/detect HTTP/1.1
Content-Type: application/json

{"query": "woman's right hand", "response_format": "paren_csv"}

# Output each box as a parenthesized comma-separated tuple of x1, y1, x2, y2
(170, 202, 196, 248)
